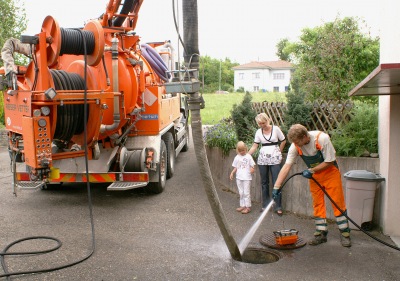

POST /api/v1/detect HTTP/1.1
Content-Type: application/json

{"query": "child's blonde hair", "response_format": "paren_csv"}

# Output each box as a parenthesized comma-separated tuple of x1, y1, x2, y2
(236, 141, 248, 153)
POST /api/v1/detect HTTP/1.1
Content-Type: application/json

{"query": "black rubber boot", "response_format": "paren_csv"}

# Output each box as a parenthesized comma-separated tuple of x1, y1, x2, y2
(340, 232, 352, 247)
(308, 231, 328, 246)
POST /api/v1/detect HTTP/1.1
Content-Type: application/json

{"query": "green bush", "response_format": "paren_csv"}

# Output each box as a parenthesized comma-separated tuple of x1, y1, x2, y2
(331, 102, 378, 156)
(204, 118, 238, 155)
(283, 90, 312, 132)
(236, 87, 245, 93)
(230, 92, 257, 144)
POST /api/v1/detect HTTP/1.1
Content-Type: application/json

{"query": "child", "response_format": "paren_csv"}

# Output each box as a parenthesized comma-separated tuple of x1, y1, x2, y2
(230, 141, 256, 214)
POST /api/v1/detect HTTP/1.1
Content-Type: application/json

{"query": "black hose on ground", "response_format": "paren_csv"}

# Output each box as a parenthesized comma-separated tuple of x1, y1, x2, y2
(0, 28, 96, 281)
(278, 172, 400, 252)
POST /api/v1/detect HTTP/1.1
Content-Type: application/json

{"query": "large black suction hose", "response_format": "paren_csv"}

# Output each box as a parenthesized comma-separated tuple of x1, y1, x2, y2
(277, 173, 400, 251)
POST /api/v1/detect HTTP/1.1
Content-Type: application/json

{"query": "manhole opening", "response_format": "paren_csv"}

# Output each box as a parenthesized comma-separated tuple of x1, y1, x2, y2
(241, 247, 281, 264)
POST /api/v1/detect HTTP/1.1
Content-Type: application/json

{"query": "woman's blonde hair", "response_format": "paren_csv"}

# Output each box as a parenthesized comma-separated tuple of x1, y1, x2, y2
(287, 124, 308, 143)
(255, 113, 271, 125)
(236, 141, 248, 153)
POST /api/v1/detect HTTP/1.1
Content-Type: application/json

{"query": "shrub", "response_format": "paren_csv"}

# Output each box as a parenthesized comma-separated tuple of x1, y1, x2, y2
(230, 92, 257, 144)
(236, 87, 245, 93)
(331, 102, 378, 156)
(283, 90, 312, 132)
(204, 118, 238, 155)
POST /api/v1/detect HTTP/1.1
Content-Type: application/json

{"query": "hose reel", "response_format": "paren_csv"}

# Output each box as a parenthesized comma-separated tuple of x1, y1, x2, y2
(42, 16, 105, 67)
(50, 70, 88, 149)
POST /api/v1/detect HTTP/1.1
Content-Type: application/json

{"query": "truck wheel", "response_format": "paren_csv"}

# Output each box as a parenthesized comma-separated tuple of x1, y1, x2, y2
(162, 132, 175, 179)
(148, 140, 167, 194)
(181, 128, 189, 152)
(41, 182, 63, 190)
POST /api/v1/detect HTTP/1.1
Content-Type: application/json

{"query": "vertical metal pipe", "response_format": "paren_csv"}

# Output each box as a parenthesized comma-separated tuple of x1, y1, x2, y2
(112, 35, 120, 116)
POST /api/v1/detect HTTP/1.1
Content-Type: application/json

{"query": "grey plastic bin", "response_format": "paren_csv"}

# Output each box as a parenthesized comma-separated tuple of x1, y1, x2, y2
(344, 170, 385, 230)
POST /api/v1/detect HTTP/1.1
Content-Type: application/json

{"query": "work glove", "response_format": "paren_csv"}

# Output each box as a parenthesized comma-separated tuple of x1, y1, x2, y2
(272, 188, 280, 200)
(302, 169, 314, 179)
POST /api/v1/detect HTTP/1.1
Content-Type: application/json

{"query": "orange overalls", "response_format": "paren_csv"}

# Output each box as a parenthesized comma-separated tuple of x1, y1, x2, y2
(295, 132, 350, 235)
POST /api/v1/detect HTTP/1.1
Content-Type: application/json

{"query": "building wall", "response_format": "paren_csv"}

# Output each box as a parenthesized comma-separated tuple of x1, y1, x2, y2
(378, 0, 400, 238)
(206, 147, 381, 222)
(379, 96, 400, 236)
(234, 68, 292, 92)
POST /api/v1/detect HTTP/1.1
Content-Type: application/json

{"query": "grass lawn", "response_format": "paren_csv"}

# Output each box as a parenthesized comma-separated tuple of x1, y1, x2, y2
(199, 92, 286, 125)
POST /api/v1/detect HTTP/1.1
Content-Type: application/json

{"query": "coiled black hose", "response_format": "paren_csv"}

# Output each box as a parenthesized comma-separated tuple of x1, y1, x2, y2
(50, 70, 88, 149)
(0, 28, 95, 281)
(60, 28, 95, 56)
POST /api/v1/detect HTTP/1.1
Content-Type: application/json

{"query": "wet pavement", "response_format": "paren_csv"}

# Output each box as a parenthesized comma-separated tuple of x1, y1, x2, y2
(0, 134, 400, 280)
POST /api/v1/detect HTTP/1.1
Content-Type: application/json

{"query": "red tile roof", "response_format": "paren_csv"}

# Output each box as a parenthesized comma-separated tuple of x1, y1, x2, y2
(232, 60, 294, 70)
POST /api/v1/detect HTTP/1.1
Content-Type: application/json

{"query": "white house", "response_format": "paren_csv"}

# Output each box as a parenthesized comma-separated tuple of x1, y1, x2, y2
(348, 0, 400, 246)
(232, 60, 294, 93)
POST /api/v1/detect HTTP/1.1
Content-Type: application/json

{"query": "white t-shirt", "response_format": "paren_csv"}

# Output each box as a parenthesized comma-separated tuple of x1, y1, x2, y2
(286, 131, 336, 165)
(254, 126, 286, 165)
(232, 154, 255, 181)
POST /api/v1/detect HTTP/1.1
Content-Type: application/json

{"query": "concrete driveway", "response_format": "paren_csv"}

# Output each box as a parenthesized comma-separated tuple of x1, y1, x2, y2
(0, 132, 399, 280)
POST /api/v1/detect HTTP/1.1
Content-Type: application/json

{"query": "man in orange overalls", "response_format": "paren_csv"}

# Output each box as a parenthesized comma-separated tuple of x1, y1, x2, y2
(272, 124, 351, 247)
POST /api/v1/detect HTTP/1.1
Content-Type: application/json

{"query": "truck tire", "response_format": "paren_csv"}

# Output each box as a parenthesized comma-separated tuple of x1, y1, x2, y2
(148, 140, 167, 194)
(181, 128, 189, 152)
(162, 132, 175, 179)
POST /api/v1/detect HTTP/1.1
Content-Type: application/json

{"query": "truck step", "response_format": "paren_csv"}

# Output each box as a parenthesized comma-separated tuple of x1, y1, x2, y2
(16, 181, 44, 190)
(107, 182, 148, 191)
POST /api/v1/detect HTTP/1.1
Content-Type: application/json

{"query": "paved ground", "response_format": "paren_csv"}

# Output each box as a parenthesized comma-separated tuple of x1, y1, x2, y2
(0, 134, 400, 280)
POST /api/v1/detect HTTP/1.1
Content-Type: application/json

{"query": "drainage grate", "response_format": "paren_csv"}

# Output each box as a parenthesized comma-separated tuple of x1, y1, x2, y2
(241, 247, 281, 264)
(259, 233, 307, 250)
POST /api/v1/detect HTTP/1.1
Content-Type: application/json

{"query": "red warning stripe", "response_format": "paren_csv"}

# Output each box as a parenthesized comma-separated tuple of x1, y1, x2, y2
(16, 172, 148, 183)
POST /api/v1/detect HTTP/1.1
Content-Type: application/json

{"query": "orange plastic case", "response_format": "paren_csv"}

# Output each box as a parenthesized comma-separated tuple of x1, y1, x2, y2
(273, 229, 299, 245)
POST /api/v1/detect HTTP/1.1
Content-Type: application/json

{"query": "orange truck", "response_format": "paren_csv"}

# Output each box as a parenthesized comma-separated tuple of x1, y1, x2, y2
(0, 0, 190, 193)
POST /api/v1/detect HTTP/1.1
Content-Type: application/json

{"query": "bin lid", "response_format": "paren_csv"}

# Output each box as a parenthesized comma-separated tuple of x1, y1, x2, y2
(344, 170, 385, 182)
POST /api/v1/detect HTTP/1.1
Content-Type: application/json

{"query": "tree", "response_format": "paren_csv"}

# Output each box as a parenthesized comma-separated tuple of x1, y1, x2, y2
(283, 89, 312, 133)
(199, 56, 239, 92)
(331, 102, 378, 156)
(0, 0, 27, 125)
(230, 92, 257, 144)
(286, 17, 379, 101)
(276, 38, 291, 62)
(0, 0, 27, 67)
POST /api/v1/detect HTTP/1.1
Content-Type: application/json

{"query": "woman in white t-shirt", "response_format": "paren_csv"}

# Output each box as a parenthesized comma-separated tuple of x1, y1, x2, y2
(248, 113, 286, 215)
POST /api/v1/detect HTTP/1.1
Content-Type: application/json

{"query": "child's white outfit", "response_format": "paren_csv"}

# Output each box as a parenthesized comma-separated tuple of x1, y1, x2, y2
(232, 153, 255, 208)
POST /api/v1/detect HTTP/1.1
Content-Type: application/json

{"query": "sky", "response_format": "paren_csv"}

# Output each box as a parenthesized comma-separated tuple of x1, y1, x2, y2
(23, 0, 381, 64)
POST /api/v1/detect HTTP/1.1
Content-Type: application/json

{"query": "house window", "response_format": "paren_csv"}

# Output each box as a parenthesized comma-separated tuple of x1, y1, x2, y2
(239, 73, 244, 80)
(273, 86, 279, 92)
(253, 86, 259, 92)
(252, 72, 260, 79)
(285, 86, 290, 92)
(273, 73, 285, 80)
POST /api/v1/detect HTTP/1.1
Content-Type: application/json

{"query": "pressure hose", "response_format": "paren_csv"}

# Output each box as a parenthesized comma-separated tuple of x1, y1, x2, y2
(277, 172, 400, 252)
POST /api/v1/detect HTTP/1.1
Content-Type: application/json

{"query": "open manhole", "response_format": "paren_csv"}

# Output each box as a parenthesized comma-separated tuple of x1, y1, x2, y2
(241, 247, 281, 264)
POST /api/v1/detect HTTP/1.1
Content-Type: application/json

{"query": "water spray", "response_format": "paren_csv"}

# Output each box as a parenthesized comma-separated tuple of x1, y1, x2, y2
(238, 200, 275, 254)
